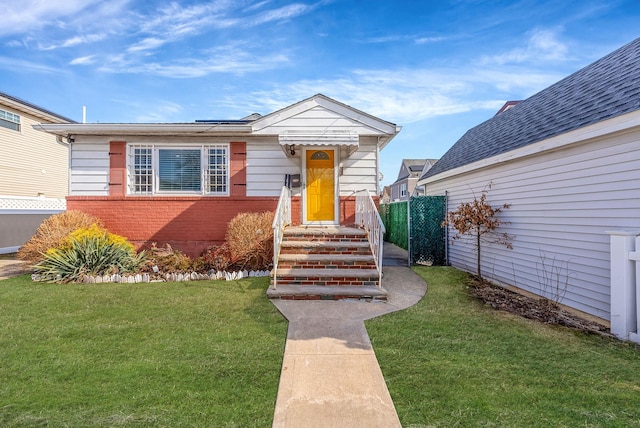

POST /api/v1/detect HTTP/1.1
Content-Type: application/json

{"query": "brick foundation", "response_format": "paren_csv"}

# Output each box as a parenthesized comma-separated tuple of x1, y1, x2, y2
(66, 196, 280, 257)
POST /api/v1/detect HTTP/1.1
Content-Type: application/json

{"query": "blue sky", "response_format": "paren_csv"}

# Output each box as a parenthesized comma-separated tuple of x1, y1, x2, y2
(2, 0, 639, 187)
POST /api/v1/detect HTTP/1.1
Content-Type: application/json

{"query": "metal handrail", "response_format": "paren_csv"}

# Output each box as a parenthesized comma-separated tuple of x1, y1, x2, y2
(355, 189, 386, 289)
(271, 186, 292, 289)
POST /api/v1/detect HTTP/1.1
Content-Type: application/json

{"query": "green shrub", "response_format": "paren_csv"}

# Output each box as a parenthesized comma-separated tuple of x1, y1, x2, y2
(18, 210, 103, 263)
(34, 225, 145, 283)
(225, 212, 274, 271)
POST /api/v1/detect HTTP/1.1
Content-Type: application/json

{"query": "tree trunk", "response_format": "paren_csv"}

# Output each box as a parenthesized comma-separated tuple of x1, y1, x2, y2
(476, 227, 481, 278)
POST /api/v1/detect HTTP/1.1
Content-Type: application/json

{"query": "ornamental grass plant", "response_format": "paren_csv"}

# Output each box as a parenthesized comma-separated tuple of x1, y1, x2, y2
(225, 211, 275, 271)
(18, 210, 103, 263)
(34, 224, 145, 283)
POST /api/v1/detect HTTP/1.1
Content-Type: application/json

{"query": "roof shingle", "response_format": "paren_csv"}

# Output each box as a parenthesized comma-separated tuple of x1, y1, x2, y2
(423, 37, 640, 180)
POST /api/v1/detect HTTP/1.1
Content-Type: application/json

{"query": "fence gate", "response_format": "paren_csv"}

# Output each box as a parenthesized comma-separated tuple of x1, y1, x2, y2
(409, 195, 447, 266)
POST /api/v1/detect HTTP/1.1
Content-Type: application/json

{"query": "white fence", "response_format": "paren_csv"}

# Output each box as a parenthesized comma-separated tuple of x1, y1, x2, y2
(0, 196, 66, 253)
(608, 230, 640, 344)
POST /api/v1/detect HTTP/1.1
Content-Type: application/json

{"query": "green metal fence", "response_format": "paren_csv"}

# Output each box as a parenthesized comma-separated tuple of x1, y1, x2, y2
(380, 201, 408, 250)
(381, 195, 447, 266)
(409, 195, 447, 266)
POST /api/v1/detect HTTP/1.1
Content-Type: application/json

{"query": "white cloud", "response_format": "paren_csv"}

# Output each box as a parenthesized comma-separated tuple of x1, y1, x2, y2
(37, 33, 107, 50)
(127, 37, 167, 52)
(480, 28, 569, 65)
(1, 0, 99, 36)
(251, 3, 313, 25)
(243, 61, 564, 124)
(414, 36, 446, 44)
(100, 44, 290, 78)
(69, 55, 96, 65)
(134, 101, 185, 122)
(0, 55, 62, 73)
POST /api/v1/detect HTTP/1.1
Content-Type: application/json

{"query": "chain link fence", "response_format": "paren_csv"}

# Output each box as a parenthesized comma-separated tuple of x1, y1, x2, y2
(380, 195, 447, 265)
(409, 195, 447, 266)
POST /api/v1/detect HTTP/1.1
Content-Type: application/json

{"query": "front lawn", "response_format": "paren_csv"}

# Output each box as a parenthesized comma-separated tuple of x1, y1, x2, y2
(367, 266, 640, 427)
(0, 275, 287, 427)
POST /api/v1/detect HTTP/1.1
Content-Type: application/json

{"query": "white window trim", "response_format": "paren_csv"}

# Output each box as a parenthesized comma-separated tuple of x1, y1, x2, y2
(0, 108, 21, 132)
(127, 143, 230, 196)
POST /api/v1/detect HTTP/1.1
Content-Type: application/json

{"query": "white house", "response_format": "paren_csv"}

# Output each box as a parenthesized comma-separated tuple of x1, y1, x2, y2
(418, 38, 640, 323)
(38, 94, 401, 256)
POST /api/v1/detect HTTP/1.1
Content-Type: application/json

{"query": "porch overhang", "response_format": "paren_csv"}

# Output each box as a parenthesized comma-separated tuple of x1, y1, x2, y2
(278, 131, 359, 156)
(278, 131, 359, 147)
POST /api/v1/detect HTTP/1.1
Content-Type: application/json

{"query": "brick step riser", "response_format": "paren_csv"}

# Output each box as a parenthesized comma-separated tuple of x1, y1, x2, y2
(275, 295, 387, 301)
(277, 262, 377, 270)
(274, 278, 379, 287)
(283, 236, 368, 243)
(280, 248, 373, 256)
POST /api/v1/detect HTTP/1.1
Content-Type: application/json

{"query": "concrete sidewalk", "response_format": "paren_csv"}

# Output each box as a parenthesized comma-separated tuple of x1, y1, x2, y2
(270, 243, 427, 427)
(0, 258, 30, 280)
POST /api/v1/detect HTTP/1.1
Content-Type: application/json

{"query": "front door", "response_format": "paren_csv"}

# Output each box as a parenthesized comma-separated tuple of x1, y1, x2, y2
(304, 148, 336, 224)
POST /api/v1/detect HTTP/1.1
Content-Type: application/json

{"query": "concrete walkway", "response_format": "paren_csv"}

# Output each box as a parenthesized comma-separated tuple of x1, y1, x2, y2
(270, 242, 427, 427)
(0, 258, 30, 280)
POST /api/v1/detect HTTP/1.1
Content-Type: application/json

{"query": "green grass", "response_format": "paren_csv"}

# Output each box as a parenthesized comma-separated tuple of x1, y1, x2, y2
(0, 275, 287, 427)
(367, 266, 640, 428)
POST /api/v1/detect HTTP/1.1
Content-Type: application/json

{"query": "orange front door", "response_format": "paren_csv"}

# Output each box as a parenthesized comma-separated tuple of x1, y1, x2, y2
(305, 149, 335, 222)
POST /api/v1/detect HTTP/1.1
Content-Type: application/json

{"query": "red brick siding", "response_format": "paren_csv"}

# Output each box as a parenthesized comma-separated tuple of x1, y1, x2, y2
(67, 196, 279, 257)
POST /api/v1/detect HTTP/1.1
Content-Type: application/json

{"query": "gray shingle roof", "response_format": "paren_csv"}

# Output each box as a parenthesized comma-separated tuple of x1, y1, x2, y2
(422, 37, 640, 180)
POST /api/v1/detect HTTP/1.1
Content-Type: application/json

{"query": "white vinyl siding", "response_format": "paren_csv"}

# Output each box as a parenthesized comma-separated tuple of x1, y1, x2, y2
(0, 108, 20, 131)
(339, 139, 378, 194)
(0, 109, 69, 198)
(253, 105, 396, 136)
(69, 138, 110, 196)
(246, 139, 299, 197)
(424, 129, 640, 320)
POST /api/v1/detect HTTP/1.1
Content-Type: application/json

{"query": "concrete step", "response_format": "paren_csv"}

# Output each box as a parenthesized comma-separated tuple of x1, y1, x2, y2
(274, 268, 380, 287)
(283, 226, 367, 243)
(280, 240, 372, 255)
(277, 253, 376, 269)
(267, 284, 388, 301)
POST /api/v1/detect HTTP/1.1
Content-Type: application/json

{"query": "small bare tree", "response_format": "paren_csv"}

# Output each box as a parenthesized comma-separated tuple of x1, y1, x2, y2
(443, 183, 513, 278)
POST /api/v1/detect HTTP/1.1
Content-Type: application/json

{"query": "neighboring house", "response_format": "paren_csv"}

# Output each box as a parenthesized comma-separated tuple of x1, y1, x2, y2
(418, 37, 640, 323)
(39, 94, 401, 257)
(380, 185, 391, 204)
(0, 91, 74, 253)
(494, 100, 521, 116)
(389, 159, 431, 201)
(412, 159, 438, 197)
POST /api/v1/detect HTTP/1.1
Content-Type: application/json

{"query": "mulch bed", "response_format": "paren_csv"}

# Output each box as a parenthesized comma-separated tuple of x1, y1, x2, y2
(467, 277, 613, 337)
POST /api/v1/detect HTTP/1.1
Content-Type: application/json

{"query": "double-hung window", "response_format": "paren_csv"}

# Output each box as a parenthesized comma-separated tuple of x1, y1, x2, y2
(0, 108, 20, 131)
(128, 144, 229, 196)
